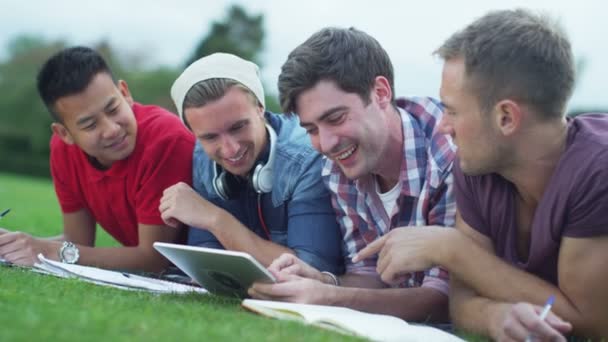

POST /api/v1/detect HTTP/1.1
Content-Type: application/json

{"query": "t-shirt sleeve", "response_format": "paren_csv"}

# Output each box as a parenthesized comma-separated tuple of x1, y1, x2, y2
(135, 135, 194, 225)
(453, 159, 489, 236)
(563, 160, 608, 237)
(50, 137, 85, 213)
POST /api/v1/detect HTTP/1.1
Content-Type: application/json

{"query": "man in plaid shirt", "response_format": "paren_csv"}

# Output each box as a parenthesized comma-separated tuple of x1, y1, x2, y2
(249, 27, 456, 322)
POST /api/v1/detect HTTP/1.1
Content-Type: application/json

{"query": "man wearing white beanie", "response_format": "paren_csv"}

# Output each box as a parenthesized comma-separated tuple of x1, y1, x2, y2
(159, 53, 343, 275)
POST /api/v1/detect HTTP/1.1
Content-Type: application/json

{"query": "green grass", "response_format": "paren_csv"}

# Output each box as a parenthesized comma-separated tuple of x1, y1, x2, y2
(0, 172, 362, 342)
(0, 172, 116, 246)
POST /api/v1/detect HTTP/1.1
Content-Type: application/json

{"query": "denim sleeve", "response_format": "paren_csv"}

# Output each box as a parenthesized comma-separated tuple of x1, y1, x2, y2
(286, 156, 344, 274)
(187, 143, 224, 250)
(187, 227, 224, 249)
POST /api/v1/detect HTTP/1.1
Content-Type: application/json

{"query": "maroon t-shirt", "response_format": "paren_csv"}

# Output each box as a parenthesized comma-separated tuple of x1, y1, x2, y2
(454, 114, 608, 285)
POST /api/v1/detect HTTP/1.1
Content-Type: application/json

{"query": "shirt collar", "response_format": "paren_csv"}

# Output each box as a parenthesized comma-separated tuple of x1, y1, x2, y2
(352, 106, 423, 197)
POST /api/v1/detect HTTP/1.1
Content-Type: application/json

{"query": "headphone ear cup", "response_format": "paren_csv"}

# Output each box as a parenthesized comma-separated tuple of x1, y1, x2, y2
(213, 170, 230, 201)
(214, 168, 246, 200)
(251, 162, 273, 193)
(251, 123, 277, 194)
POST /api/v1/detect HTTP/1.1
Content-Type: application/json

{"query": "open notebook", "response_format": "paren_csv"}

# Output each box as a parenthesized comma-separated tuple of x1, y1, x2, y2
(33, 254, 207, 294)
(242, 299, 464, 342)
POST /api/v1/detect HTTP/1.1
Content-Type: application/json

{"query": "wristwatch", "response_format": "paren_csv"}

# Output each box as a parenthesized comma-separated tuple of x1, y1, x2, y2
(59, 241, 80, 264)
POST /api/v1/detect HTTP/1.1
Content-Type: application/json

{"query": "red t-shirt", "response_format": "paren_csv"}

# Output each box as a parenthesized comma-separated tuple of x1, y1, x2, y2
(50, 103, 195, 246)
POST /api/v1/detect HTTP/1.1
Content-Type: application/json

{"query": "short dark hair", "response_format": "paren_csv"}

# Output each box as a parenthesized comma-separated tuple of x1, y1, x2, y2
(36, 46, 116, 122)
(278, 27, 395, 114)
(435, 9, 575, 119)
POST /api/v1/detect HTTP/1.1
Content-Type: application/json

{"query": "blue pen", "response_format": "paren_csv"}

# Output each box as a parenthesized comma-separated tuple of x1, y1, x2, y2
(525, 295, 556, 342)
(538, 295, 556, 320)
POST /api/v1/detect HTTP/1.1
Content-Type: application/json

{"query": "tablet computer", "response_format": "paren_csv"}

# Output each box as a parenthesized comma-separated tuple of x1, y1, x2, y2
(153, 242, 276, 298)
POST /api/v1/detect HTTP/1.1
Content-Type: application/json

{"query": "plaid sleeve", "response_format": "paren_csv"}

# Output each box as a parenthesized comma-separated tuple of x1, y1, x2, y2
(322, 159, 378, 276)
(422, 170, 455, 295)
(408, 97, 456, 295)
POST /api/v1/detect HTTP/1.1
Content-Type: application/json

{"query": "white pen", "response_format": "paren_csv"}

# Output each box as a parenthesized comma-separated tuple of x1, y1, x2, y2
(525, 295, 556, 342)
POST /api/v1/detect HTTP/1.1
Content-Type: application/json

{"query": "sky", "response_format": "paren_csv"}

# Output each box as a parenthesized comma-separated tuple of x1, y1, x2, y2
(1, 0, 605, 111)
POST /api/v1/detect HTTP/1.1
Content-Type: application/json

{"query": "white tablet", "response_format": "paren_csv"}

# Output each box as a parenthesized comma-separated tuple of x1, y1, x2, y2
(153, 242, 276, 298)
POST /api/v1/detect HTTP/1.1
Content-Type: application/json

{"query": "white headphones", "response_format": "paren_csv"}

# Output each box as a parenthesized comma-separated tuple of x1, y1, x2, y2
(212, 124, 277, 200)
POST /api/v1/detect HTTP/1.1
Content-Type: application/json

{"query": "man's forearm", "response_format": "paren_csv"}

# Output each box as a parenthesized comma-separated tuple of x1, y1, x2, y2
(208, 211, 293, 267)
(325, 284, 448, 322)
(42, 234, 66, 241)
(452, 294, 509, 338)
(338, 272, 386, 288)
(36, 238, 170, 273)
(450, 277, 508, 338)
(74, 245, 171, 273)
(440, 230, 576, 318)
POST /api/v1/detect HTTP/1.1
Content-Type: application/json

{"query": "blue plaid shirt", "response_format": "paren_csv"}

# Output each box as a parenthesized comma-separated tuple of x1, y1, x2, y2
(322, 96, 456, 294)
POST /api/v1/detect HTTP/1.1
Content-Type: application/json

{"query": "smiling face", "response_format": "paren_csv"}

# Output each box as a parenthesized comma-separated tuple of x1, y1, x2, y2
(184, 86, 267, 177)
(438, 58, 506, 175)
(296, 80, 391, 180)
(51, 72, 137, 168)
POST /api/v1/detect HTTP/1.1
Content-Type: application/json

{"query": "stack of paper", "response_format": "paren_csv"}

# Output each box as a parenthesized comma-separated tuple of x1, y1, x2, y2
(34, 254, 207, 295)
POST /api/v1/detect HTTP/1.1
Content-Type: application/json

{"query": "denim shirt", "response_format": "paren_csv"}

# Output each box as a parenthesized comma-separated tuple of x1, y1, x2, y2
(188, 112, 344, 274)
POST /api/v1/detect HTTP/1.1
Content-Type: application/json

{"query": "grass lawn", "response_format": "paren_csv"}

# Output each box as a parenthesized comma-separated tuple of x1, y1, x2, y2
(0, 172, 363, 342)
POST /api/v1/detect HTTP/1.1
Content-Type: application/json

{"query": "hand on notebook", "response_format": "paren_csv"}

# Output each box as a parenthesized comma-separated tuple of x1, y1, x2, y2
(0, 230, 58, 266)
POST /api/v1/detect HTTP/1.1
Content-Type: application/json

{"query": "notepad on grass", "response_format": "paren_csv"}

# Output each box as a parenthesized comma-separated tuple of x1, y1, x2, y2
(242, 299, 464, 342)
(34, 254, 207, 294)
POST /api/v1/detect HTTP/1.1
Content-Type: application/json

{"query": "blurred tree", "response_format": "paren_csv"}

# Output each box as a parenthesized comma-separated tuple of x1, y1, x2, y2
(185, 5, 265, 67)
(0, 35, 66, 176)
(126, 67, 180, 113)
(93, 40, 180, 112)
(184, 5, 280, 112)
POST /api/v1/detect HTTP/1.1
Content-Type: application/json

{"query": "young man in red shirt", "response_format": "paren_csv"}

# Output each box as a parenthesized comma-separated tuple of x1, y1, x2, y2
(0, 46, 195, 272)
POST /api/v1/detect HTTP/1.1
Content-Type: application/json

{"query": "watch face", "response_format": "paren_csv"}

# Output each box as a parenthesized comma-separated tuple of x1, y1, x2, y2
(61, 242, 79, 264)
(64, 248, 77, 262)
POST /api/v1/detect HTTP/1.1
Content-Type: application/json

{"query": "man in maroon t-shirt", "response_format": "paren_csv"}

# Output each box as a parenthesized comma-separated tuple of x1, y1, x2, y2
(0, 47, 194, 272)
(355, 9, 608, 341)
